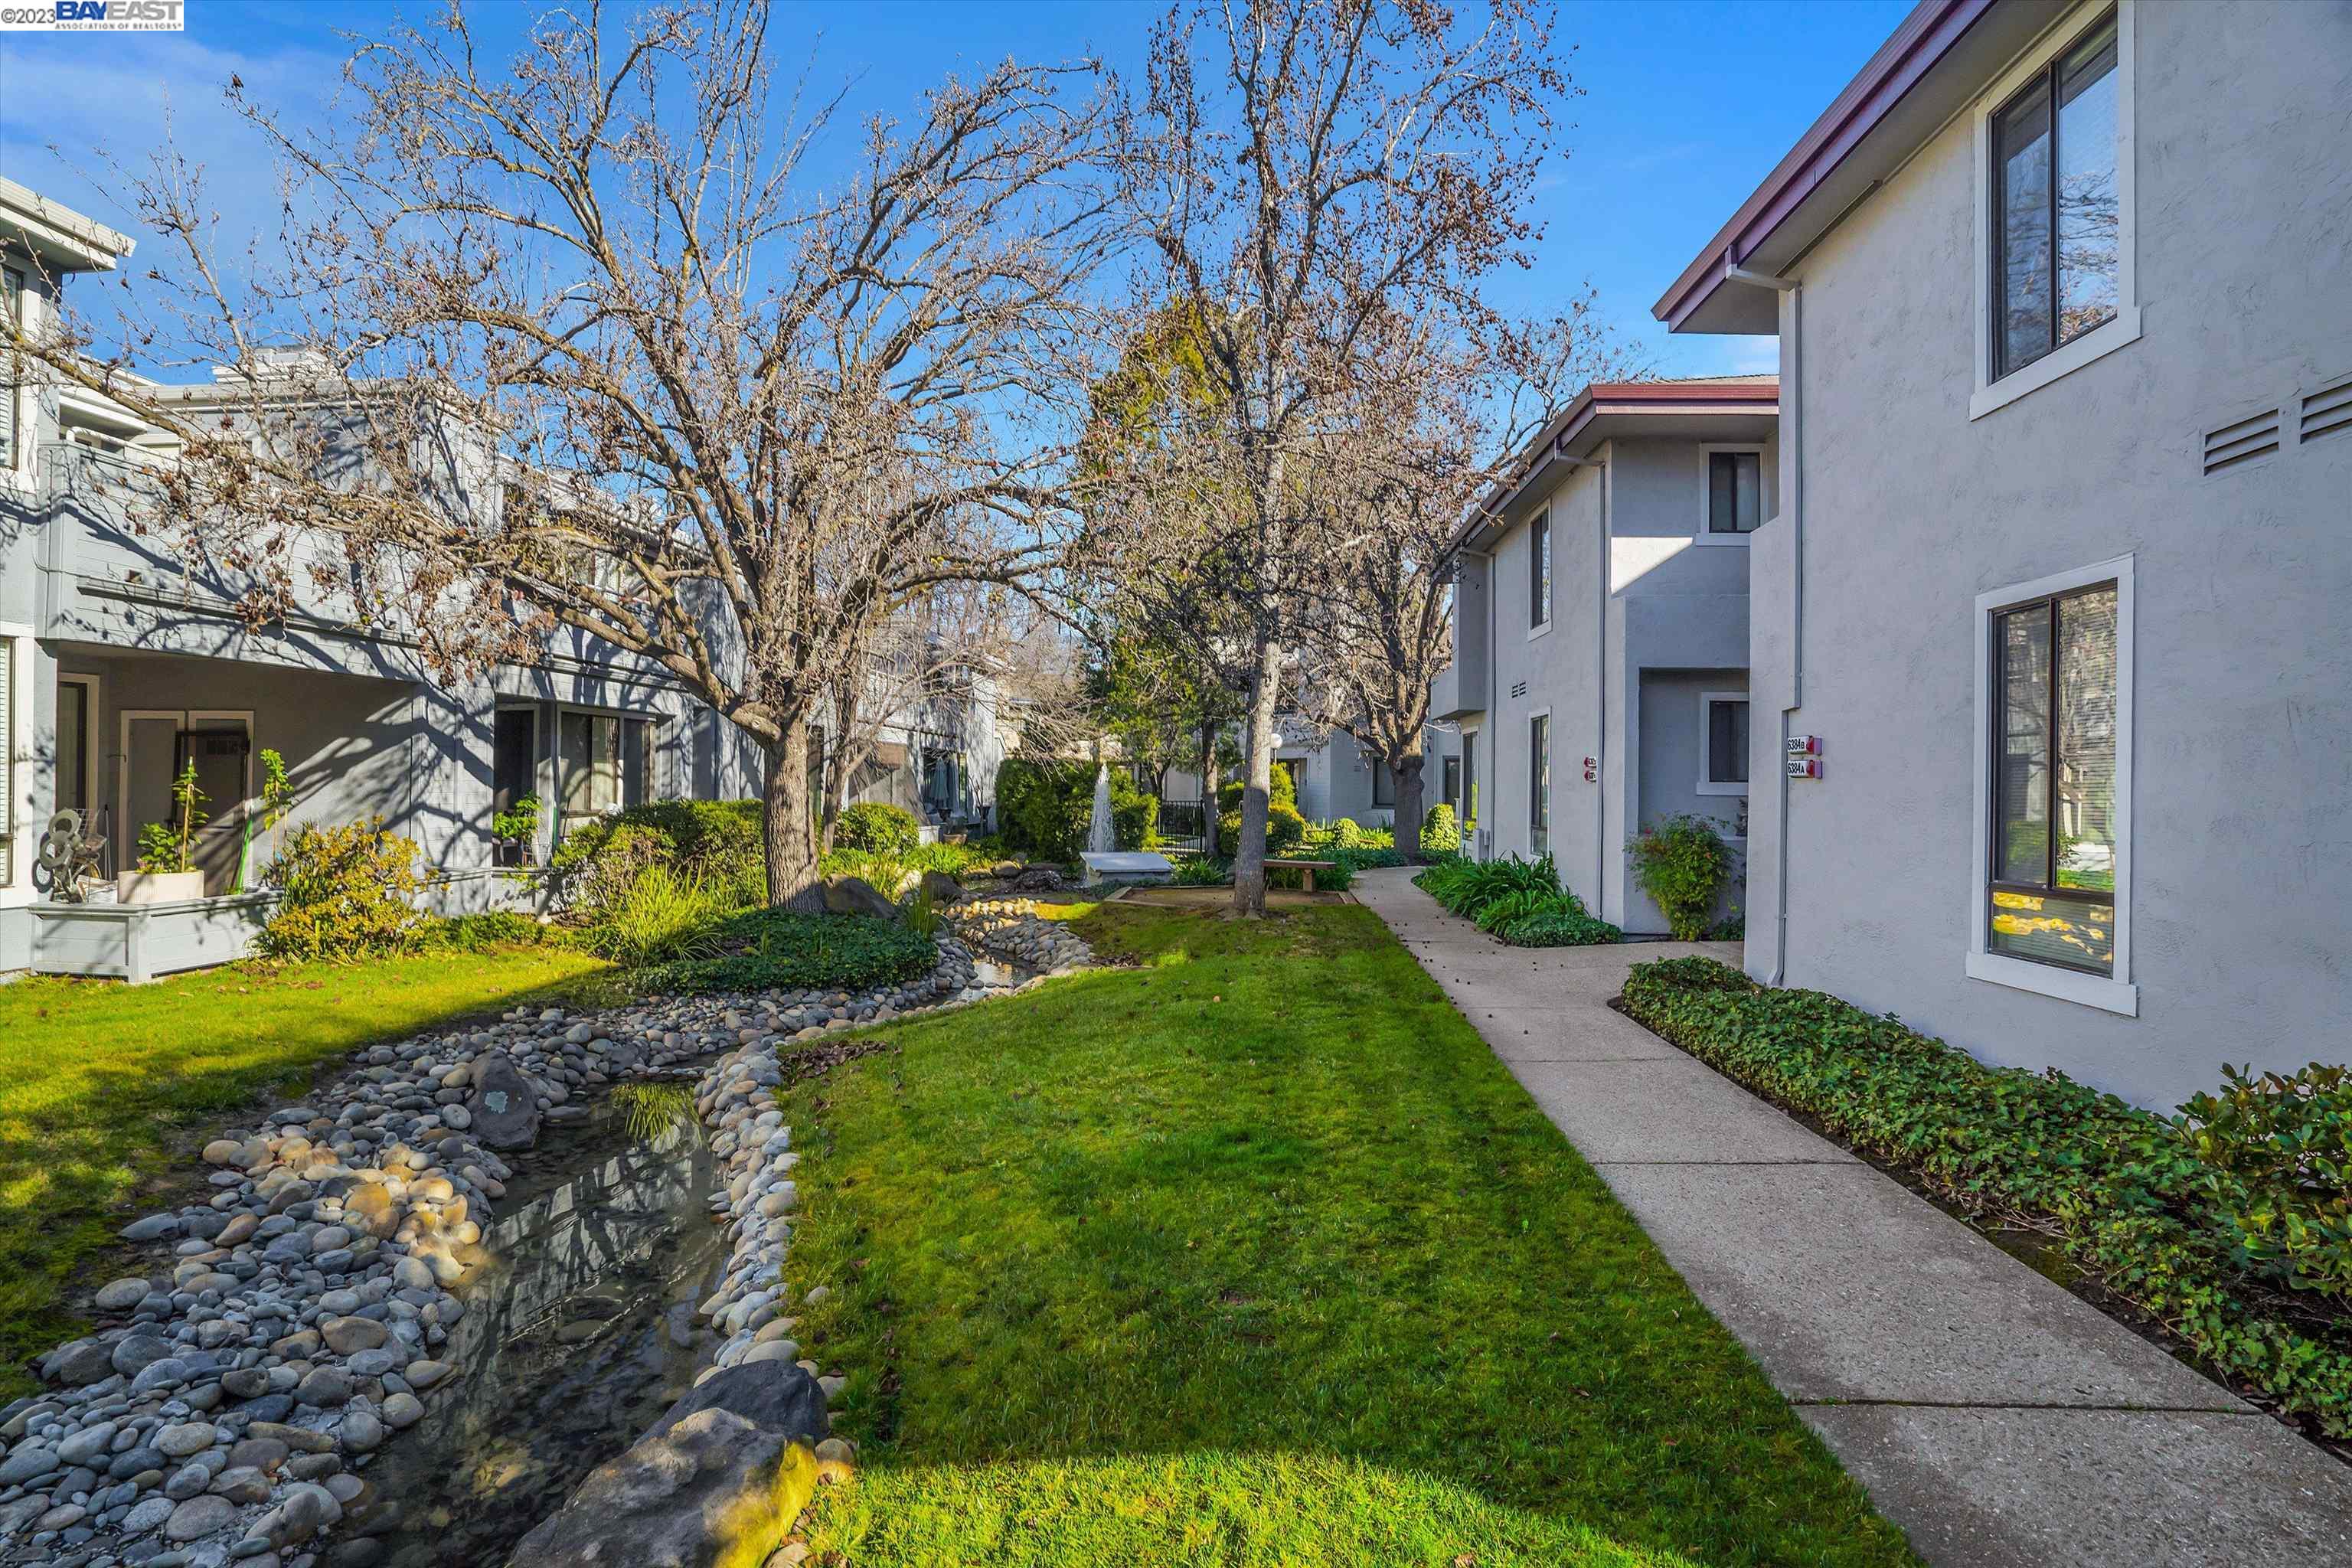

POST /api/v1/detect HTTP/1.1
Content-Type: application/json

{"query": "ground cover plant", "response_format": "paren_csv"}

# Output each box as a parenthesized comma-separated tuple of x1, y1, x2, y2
(0, 942, 615, 1400)
(1416, 853, 1621, 946)
(1620, 956, 2352, 1437)
(776, 903, 1915, 1567)
(639, 908, 935, 996)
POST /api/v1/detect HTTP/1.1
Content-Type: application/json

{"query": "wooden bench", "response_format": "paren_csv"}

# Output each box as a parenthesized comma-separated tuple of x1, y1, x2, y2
(1263, 858, 1338, 892)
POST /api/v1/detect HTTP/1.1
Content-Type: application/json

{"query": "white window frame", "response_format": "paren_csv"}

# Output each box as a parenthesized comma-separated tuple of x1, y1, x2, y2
(1526, 511, 1553, 640)
(1696, 691, 1751, 797)
(1968, 0, 2140, 421)
(0, 625, 33, 903)
(0, 265, 33, 493)
(58, 671, 101, 822)
(1966, 554, 2136, 1014)
(1693, 446, 1768, 544)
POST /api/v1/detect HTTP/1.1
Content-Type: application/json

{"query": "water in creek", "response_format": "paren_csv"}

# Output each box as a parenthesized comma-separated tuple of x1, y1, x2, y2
(360, 1081, 730, 1568)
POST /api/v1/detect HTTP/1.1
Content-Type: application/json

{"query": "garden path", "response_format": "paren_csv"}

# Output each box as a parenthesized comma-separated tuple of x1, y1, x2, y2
(1351, 867, 2352, 1568)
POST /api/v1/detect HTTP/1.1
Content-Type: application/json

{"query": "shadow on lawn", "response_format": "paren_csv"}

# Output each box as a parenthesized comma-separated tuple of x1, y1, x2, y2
(0, 952, 618, 1398)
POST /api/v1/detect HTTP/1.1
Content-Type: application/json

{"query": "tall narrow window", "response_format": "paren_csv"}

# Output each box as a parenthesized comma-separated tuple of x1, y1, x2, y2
(1707, 452, 1762, 534)
(0, 265, 23, 472)
(1992, 15, 2118, 380)
(1462, 733, 1477, 837)
(1442, 756, 1461, 812)
(1699, 693, 1749, 793)
(1988, 582, 2118, 973)
(1370, 758, 1395, 808)
(1528, 714, 1549, 853)
(1530, 513, 1551, 626)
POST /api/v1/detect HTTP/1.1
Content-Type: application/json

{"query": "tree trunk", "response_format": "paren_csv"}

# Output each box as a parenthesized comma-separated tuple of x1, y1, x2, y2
(1393, 746, 1425, 861)
(1199, 720, 1222, 860)
(763, 714, 824, 910)
(1230, 633, 1282, 916)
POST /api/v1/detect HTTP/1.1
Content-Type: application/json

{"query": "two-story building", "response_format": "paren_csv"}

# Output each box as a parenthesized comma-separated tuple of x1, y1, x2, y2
(1656, 0, 2350, 1111)
(1429, 375, 1777, 934)
(2, 178, 918, 979)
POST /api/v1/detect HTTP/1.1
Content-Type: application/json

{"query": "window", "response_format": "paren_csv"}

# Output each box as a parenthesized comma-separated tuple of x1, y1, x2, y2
(1707, 452, 1762, 534)
(1, 264, 22, 474)
(1969, 557, 2134, 1014)
(559, 711, 655, 832)
(1442, 755, 1461, 812)
(57, 675, 97, 816)
(1974, 6, 2135, 416)
(1370, 758, 1395, 808)
(1698, 693, 1749, 795)
(1529, 512, 1551, 628)
(1527, 712, 1549, 853)
(1461, 733, 1477, 836)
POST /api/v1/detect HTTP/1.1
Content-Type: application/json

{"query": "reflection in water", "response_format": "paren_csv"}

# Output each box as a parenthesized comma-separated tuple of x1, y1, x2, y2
(363, 1088, 729, 1568)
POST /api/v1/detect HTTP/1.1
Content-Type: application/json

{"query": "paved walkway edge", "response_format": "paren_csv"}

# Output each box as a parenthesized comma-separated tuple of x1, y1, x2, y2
(1350, 867, 2352, 1568)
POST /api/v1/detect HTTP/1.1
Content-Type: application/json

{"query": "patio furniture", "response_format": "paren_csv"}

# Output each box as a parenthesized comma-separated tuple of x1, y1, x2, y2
(1264, 857, 1338, 892)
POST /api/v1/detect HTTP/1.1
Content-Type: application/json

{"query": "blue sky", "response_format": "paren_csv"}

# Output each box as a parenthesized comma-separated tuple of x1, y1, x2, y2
(0, 0, 1909, 380)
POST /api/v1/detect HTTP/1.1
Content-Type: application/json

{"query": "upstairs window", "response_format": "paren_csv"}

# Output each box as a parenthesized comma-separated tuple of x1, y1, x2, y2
(1707, 452, 1762, 534)
(1991, 13, 2119, 381)
(1, 265, 23, 474)
(1529, 512, 1551, 628)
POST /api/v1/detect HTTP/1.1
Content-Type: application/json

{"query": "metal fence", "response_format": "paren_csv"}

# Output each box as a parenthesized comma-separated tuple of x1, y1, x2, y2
(1156, 799, 1208, 853)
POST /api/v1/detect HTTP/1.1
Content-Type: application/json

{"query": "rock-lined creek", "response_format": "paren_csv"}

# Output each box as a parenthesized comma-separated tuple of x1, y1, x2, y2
(2, 906, 1089, 1568)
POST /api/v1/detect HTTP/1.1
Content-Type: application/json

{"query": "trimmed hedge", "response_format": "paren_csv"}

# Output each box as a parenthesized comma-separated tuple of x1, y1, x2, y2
(996, 760, 1157, 861)
(1620, 956, 2352, 1437)
(640, 908, 936, 995)
(837, 801, 920, 854)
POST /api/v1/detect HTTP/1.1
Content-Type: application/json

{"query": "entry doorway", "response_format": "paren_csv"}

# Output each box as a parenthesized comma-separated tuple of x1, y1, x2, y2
(119, 710, 252, 893)
(492, 707, 540, 863)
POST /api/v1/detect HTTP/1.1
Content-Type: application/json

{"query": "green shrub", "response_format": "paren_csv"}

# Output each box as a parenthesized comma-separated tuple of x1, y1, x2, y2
(551, 799, 763, 889)
(642, 909, 936, 995)
(1171, 858, 1230, 887)
(1619, 957, 2352, 1436)
(2177, 1063, 2352, 1306)
(259, 820, 428, 962)
(1628, 814, 1735, 940)
(903, 886, 943, 940)
(836, 801, 921, 854)
(566, 822, 679, 920)
(423, 910, 544, 952)
(1421, 802, 1461, 853)
(995, 760, 1157, 861)
(1218, 802, 1307, 857)
(1411, 854, 1620, 947)
(1217, 766, 1298, 818)
(587, 864, 727, 966)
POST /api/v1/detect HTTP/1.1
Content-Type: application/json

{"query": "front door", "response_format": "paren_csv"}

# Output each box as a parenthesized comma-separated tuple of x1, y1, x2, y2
(122, 710, 252, 893)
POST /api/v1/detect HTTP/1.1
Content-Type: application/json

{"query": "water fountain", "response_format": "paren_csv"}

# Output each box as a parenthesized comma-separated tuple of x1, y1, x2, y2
(1076, 760, 1174, 888)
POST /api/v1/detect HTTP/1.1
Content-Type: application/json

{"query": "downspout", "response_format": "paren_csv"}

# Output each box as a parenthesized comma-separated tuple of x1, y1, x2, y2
(1727, 263, 1802, 985)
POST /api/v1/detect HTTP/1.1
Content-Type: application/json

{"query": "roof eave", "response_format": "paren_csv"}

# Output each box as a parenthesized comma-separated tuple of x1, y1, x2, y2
(0, 176, 136, 273)
(1653, 0, 2067, 335)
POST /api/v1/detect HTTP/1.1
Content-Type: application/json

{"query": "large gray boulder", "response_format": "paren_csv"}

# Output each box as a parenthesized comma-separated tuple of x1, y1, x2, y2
(821, 876, 900, 921)
(464, 1056, 542, 1150)
(916, 869, 963, 906)
(507, 1365, 829, 1568)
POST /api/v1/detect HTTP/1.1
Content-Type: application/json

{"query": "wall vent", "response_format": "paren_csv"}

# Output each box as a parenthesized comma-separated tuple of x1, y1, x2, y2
(2202, 408, 2281, 475)
(1509, 680, 1529, 700)
(2299, 376, 2352, 446)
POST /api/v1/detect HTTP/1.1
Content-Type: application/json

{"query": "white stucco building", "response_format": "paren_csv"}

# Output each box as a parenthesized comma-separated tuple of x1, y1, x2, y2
(1428, 376, 1777, 934)
(1656, 0, 2350, 1110)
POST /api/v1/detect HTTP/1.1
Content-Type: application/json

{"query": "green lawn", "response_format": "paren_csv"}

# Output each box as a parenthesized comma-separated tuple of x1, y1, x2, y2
(0, 943, 618, 1398)
(780, 903, 1916, 1567)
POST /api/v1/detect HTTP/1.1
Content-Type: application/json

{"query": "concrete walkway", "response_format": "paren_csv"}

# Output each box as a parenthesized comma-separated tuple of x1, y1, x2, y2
(1351, 867, 2352, 1568)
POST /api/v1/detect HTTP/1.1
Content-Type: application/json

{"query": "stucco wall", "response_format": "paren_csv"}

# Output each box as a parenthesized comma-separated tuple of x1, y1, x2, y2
(1759, 0, 2352, 1111)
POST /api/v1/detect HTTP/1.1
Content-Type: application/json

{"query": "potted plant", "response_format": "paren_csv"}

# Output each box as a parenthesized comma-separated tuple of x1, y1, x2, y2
(492, 792, 544, 867)
(120, 760, 210, 904)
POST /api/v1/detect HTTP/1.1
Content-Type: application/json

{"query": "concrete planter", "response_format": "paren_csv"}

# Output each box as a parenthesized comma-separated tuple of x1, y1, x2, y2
(116, 869, 207, 905)
(34, 891, 279, 982)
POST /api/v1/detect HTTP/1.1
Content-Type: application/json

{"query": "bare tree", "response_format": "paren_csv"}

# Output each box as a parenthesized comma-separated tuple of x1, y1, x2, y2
(12, 0, 1115, 906)
(1295, 302, 1634, 858)
(1104, 0, 1566, 913)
